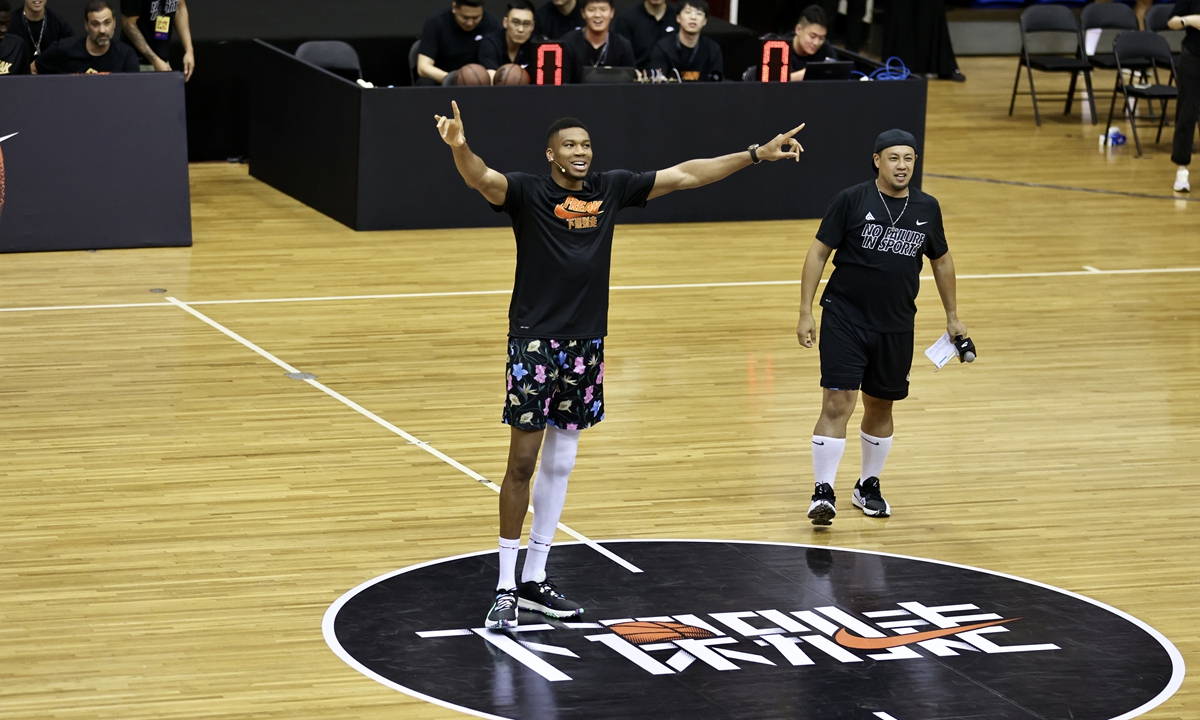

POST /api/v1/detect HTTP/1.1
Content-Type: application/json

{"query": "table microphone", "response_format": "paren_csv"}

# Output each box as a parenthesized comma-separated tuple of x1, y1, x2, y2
(954, 335, 976, 363)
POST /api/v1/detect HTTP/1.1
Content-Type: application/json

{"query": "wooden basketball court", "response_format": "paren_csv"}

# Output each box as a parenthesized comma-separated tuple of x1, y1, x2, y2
(1, 57, 1196, 718)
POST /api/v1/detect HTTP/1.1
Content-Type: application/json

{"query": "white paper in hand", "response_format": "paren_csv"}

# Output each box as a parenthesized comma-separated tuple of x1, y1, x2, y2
(924, 332, 957, 371)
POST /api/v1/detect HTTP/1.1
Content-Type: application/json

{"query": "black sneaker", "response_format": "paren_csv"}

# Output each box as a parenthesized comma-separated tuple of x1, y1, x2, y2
(807, 483, 837, 526)
(852, 477, 891, 517)
(485, 587, 519, 630)
(517, 578, 584, 619)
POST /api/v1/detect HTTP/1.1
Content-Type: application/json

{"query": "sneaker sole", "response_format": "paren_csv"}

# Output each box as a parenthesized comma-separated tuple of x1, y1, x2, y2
(518, 598, 584, 618)
(484, 616, 518, 630)
(851, 492, 891, 517)
(807, 500, 836, 526)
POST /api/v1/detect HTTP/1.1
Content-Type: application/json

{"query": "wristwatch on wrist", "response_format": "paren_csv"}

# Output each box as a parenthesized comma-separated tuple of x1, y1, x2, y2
(748, 144, 762, 164)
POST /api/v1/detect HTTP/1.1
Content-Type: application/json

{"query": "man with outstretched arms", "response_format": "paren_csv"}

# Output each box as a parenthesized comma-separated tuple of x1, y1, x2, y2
(435, 101, 805, 628)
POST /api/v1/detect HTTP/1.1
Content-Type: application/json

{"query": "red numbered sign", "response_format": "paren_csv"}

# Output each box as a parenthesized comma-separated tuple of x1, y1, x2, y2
(760, 40, 790, 83)
(537, 44, 564, 86)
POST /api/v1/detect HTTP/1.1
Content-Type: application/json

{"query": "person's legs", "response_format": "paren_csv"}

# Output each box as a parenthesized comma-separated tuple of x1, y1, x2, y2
(486, 426, 544, 629)
(1172, 50, 1200, 191)
(811, 312, 872, 525)
(522, 426, 580, 584)
(854, 393, 894, 516)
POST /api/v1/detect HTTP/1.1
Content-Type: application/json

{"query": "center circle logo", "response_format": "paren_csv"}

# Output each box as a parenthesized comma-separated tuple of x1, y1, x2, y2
(324, 540, 1182, 720)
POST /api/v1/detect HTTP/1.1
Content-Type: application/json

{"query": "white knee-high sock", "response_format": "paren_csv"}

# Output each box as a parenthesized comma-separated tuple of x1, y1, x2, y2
(812, 435, 846, 488)
(497, 536, 520, 591)
(860, 431, 893, 480)
(522, 426, 580, 583)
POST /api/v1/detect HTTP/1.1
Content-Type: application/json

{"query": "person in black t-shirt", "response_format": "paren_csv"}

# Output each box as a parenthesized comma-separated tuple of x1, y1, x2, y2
(10, 0, 74, 60)
(32, 1, 137, 74)
(120, 0, 194, 81)
(612, 0, 677, 68)
(1168, 2, 1200, 192)
(534, 0, 583, 40)
(0, 1, 32, 75)
(434, 101, 805, 629)
(796, 129, 968, 527)
(786, 4, 838, 81)
(648, 0, 722, 82)
(417, 0, 502, 86)
(560, 0, 635, 83)
(479, 0, 536, 82)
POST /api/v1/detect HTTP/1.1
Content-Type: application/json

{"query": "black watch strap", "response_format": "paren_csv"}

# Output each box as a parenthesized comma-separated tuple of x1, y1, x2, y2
(748, 144, 762, 164)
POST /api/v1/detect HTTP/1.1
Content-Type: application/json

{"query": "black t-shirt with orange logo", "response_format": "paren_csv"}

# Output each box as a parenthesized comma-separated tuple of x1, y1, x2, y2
(493, 170, 657, 339)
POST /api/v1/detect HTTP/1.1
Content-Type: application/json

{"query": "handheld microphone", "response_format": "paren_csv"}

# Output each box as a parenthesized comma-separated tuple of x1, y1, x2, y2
(954, 335, 976, 363)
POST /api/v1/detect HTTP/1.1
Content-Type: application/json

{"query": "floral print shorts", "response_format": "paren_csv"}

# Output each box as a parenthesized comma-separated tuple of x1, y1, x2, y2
(503, 337, 605, 431)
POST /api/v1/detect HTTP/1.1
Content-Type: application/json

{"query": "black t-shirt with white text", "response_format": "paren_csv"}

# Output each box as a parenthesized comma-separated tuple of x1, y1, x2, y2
(478, 32, 535, 71)
(10, 5, 74, 58)
(419, 7, 502, 72)
(0, 35, 32, 75)
(35, 35, 139, 74)
(535, 1, 584, 40)
(120, 0, 178, 63)
(560, 29, 637, 83)
(816, 180, 948, 333)
(648, 34, 723, 81)
(492, 170, 658, 338)
(613, 1, 678, 67)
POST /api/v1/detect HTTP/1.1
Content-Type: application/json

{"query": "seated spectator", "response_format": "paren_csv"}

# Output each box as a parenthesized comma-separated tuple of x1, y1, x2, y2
(561, 0, 635, 83)
(613, 0, 677, 68)
(0, 0, 33, 75)
(649, 0, 722, 82)
(417, 0, 501, 86)
(535, 0, 583, 40)
(10, 0, 74, 61)
(787, 5, 837, 81)
(120, 0, 195, 82)
(32, 0, 136, 74)
(480, 0, 536, 81)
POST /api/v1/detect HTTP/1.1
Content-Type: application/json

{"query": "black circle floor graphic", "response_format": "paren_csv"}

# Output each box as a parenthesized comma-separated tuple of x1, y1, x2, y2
(324, 541, 1182, 720)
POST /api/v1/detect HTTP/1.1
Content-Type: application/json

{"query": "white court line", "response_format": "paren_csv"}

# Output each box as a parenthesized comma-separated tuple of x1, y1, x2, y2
(3, 265, 1200, 314)
(874, 713, 900, 720)
(163, 296, 643, 575)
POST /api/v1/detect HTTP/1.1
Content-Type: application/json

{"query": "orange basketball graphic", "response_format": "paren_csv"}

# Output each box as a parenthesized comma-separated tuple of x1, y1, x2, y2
(608, 621, 716, 645)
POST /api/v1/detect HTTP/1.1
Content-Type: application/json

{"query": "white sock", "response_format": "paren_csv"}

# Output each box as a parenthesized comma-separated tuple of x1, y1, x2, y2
(521, 530, 554, 584)
(860, 431, 894, 481)
(522, 426, 580, 583)
(812, 435, 846, 488)
(497, 536, 520, 591)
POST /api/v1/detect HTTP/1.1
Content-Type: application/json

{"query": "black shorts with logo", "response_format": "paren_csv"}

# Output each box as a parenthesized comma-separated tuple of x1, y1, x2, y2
(503, 337, 605, 430)
(819, 310, 913, 401)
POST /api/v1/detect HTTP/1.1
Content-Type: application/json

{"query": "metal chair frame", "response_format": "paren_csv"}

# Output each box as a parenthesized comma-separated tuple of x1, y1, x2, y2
(1104, 30, 1179, 155)
(1010, 5, 1098, 126)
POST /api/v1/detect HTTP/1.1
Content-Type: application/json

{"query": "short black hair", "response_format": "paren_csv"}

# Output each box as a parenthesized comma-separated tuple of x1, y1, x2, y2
(453, 0, 485, 7)
(84, 0, 113, 19)
(679, 0, 710, 14)
(582, 0, 615, 8)
(507, 0, 535, 12)
(798, 4, 828, 28)
(0, 0, 11, 15)
(547, 117, 590, 145)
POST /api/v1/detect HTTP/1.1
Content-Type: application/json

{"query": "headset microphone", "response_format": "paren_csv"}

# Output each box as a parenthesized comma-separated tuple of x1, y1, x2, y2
(555, 162, 568, 174)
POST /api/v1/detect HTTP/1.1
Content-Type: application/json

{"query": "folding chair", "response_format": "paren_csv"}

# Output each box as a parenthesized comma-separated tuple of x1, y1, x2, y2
(1010, 5, 1098, 126)
(1081, 3, 1139, 69)
(1105, 31, 1178, 155)
(296, 41, 362, 82)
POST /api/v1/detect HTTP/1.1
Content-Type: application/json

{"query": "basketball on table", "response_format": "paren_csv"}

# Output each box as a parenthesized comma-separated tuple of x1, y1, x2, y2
(494, 63, 531, 86)
(456, 63, 491, 86)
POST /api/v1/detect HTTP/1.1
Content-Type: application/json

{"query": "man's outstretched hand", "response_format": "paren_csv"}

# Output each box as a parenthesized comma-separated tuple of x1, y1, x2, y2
(759, 123, 806, 162)
(434, 100, 466, 148)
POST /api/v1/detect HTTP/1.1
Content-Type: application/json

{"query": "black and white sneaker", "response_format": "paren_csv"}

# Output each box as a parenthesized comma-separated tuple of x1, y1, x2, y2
(485, 587, 519, 630)
(807, 483, 837, 526)
(517, 578, 584, 619)
(852, 477, 891, 517)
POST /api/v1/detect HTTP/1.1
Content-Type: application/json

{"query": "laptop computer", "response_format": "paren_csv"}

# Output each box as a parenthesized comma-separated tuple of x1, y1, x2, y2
(581, 66, 639, 84)
(804, 60, 855, 81)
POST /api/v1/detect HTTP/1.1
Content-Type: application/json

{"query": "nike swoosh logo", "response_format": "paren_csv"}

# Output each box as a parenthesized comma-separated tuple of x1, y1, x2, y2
(834, 618, 1016, 650)
(0, 133, 18, 144)
(916, 220, 928, 226)
(812, 440, 825, 446)
(864, 439, 879, 445)
(554, 204, 604, 220)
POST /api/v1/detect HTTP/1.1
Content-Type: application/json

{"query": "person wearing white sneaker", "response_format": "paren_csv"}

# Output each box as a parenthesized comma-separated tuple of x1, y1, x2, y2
(797, 129, 969, 526)
(1168, 2, 1200, 192)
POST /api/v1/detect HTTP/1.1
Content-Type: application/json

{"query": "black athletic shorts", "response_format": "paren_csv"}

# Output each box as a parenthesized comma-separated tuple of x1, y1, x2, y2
(503, 337, 605, 431)
(819, 310, 913, 401)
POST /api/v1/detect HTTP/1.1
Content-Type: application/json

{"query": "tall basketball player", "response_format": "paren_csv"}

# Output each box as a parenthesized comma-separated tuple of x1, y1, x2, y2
(796, 129, 969, 526)
(435, 101, 805, 628)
